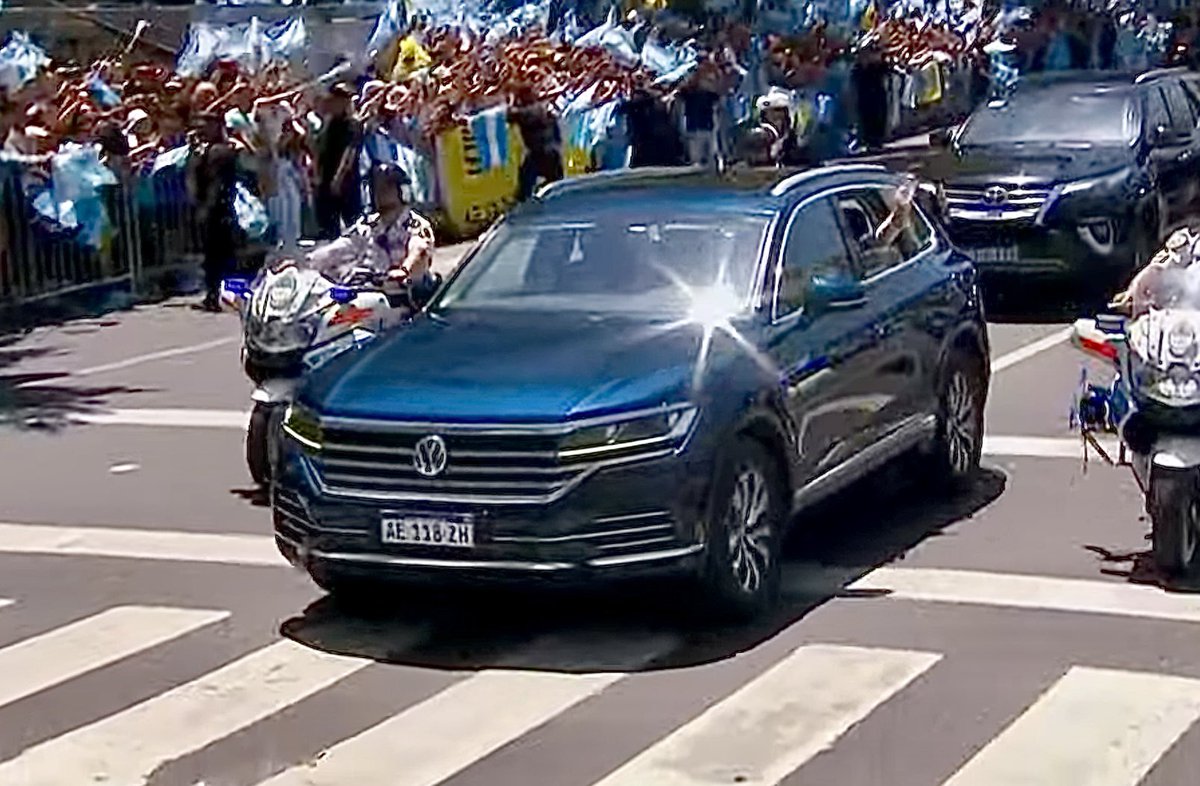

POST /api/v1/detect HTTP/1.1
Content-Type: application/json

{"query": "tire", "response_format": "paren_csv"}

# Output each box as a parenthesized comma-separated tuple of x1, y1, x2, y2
(699, 436, 785, 621)
(928, 349, 987, 490)
(1148, 471, 1200, 577)
(246, 403, 272, 486)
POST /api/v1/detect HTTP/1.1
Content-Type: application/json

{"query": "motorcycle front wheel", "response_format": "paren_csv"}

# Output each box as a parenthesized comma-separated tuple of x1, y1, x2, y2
(1148, 470, 1200, 576)
(247, 403, 273, 486)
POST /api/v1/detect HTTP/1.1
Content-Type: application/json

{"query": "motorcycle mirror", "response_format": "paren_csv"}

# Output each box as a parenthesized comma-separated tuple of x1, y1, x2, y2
(1096, 313, 1127, 336)
(329, 286, 357, 305)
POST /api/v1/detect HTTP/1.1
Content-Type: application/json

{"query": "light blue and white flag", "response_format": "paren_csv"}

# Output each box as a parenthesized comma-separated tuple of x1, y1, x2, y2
(468, 106, 510, 171)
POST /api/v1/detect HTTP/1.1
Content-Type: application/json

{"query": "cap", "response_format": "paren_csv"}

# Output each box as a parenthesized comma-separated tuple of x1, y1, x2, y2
(756, 87, 790, 112)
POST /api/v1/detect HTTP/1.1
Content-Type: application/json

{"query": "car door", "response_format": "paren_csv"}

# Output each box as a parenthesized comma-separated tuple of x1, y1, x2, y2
(836, 184, 937, 441)
(1160, 79, 1200, 210)
(762, 194, 880, 484)
(1146, 83, 1192, 224)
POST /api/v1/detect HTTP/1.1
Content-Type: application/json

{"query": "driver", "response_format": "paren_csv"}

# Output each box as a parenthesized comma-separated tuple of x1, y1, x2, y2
(306, 163, 437, 305)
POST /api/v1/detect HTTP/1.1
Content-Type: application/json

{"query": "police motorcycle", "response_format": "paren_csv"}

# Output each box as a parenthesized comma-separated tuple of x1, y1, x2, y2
(1071, 230, 1200, 576)
(222, 247, 406, 486)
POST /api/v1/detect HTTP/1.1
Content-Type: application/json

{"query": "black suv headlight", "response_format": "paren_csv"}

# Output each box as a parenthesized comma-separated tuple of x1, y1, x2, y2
(282, 404, 323, 451)
(559, 406, 698, 460)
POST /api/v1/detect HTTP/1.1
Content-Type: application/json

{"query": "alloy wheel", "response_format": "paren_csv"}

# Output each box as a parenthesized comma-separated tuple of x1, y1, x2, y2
(725, 465, 773, 595)
(945, 370, 979, 476)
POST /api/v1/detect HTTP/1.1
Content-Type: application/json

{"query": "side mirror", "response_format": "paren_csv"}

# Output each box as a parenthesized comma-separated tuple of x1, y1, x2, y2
(807, 273, 866, 315)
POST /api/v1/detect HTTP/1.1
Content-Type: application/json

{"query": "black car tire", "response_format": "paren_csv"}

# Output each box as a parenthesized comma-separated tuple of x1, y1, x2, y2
(247, 403, 272, 486)
(927, 349, 986, 491)
(1149, 471, 1200, 577)
(699, 436, 784, 621)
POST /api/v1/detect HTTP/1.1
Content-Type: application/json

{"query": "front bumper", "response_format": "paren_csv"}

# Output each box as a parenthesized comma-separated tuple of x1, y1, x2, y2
(948, 216, 1132, 282)
(272, 444, 713, 584)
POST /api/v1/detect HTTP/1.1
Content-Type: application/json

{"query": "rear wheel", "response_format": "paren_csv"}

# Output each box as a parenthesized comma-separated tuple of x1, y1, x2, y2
(700, 437, 784, 621)
(1149, 471, 1200, 577)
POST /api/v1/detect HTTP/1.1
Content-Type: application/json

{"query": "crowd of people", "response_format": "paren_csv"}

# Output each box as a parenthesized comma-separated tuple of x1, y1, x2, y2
(2, 0, 1198, 312)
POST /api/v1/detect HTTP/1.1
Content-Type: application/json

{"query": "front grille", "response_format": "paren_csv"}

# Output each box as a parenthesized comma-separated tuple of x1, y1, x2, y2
(491, 510, 680, 554)
(944, 183, 1053, 210)
(307, 420, 676, 504)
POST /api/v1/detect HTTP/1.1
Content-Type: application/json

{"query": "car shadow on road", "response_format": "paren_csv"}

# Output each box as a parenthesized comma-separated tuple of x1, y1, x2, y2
(0, 334, 153, 431)
(982, 284, 1104, 325)
(279, 465, 1007, 674)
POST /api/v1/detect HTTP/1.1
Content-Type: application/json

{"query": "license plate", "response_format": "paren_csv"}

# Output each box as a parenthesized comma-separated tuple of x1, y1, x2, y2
(381, 515, 475, 548)
(971, 245, 1020, 264)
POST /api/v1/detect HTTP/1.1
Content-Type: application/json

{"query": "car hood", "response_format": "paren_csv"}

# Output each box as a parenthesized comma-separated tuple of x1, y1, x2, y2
(950, 144, 1134, 187)
(301, 309, 720, 422)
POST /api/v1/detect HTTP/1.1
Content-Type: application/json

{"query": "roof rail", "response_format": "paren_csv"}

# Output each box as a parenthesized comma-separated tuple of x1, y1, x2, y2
(769, 163, 890, 197)
(535, 165, 707, 200)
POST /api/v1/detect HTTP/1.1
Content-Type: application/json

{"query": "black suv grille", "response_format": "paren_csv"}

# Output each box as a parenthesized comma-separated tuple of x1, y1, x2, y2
(945, 184, 1053, 214)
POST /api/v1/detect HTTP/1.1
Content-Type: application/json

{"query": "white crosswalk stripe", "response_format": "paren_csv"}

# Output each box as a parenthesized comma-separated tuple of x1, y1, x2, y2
(0, 606, 229, 710)
(0, 603, 1197, 786)
(257, 632, 677, 786)
(591, 644, 940, 786)
(941, 666, 1200, 786)
(0, 635, 410, 786)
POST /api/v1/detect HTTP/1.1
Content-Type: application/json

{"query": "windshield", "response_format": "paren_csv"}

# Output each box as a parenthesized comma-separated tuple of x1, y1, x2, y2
(960, 88, 1138, 147)
(434, 211, 769, 316)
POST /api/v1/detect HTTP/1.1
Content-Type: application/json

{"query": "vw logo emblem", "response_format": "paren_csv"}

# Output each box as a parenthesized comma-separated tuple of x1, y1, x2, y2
(413, 435, 448, 478)
(983, 186, 1009, 205)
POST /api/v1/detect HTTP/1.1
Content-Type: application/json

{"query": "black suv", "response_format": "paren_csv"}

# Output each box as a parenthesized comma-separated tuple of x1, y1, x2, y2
(939, 69, 1200, 294)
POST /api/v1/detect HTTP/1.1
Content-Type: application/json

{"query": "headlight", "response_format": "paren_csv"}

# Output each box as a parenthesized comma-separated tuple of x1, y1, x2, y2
(559, 406, 698, 460)
(1167, 321, 1197, 360)
(248, 319, 316, 353)
(282, 404, 322, 451)
(268, 274, 299, 310)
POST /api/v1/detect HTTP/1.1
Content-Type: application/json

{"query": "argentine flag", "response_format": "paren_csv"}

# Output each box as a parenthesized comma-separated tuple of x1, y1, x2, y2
(469, 107, 509, 171)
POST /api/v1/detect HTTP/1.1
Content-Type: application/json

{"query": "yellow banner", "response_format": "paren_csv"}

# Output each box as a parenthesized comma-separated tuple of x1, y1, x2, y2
(435, 117, 526, 239)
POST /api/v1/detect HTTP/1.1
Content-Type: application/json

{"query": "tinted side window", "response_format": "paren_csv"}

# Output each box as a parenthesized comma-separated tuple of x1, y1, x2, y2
(837, 187, 934, 279)
(1147, 88, 1172, 136)
(1162, 82, 1196, 136)
(776, 198, 853, 318)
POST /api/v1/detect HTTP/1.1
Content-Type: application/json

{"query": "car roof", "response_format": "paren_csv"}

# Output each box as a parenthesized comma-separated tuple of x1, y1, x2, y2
(527, 163, 904, 218)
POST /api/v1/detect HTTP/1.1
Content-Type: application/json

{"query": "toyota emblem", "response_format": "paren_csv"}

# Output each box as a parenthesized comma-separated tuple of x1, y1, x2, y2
(983, 186, 1009, 205)
(413, 435, 448, 477)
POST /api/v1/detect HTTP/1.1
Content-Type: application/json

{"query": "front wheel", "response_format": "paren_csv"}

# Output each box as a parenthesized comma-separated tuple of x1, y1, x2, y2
(246, 403, 275, 486)
(1149, 470, 1200, 577)
(927, 349, 987, 490)
(699, 437, 785, 621)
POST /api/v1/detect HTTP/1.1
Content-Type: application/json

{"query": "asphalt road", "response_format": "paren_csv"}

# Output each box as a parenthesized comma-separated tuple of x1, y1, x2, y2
(0, 244, 1198, 786)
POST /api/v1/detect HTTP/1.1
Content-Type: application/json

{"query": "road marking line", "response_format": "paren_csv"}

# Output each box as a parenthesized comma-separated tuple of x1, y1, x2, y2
(983, 435, 1114, 459)
(7, 522, 1200, 625)
(804, 566, 1200, 624)
(0, 522, 284, 566)
(0, 638, 382, 786)
(257, 632, 676, 786)
(991, 328, 1072, 373)
(0, 606, 229, 710)
(73, 336, 239, 377)
(13, 337, 240, 390)
(592, 645, 940, 786)
(69, 407, 250, 429)
(941, 667, 1200, 786)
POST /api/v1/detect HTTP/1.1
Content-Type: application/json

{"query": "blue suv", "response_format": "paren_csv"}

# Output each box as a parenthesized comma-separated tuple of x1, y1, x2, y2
(273, 164, 990, 619)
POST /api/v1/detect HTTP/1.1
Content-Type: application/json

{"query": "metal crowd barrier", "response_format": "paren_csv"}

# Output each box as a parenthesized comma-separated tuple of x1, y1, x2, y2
(0, 161, 202, 316)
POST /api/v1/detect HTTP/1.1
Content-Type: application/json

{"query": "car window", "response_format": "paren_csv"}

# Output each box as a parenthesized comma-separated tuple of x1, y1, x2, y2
(1147, 88, 1173, 137)
(837, 187, 934, 279)
(437, 210, 769, 316)
(1161, 82, 1196, 136)
(775, 198, 853, 319)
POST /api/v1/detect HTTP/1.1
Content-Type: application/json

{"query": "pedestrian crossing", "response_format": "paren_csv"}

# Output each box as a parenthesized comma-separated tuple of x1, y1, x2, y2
(0, 596, 1197, 786)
